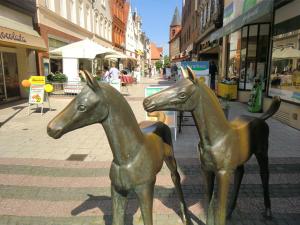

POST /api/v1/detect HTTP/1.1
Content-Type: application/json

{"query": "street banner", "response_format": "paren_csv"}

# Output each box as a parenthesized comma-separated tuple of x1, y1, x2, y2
(145, 86, 177, 132)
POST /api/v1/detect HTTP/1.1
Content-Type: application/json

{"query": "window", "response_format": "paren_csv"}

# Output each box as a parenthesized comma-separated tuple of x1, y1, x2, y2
(104, 20, 107, 39)
(86, 4, 91, 31)
(46, 0, 55, 11)
(207, 1, 211, 22)
(100, 16, 104, 37)
(70, 0, 76, 23)
(79, 0, 84, 28)
(226, 24, 270, 90)
(95, 14, 100, 35)
(60, 0, 67, 18)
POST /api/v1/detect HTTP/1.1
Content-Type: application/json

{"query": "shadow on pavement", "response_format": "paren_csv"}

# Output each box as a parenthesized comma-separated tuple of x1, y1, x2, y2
(0, 105, 27, 128)
(71, 194, 139, 225)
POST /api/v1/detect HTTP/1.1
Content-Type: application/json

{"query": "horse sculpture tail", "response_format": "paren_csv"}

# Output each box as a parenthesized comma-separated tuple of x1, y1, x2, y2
(260, 96, 281, 121)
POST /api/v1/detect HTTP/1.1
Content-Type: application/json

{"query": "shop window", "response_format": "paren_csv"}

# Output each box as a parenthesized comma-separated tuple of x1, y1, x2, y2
(226, 31, 241, 80)
(227, 24, 270, 91)
(269, 27, 300, 104)
(245, 25, 258, 90)
(0, 52, 19, 101)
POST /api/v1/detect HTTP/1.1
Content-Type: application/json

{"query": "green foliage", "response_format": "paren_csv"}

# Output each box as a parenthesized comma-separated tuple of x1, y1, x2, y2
(163, 55, 170, 67)
(155, 60, 163, 70)
(47, 71, 68, 83)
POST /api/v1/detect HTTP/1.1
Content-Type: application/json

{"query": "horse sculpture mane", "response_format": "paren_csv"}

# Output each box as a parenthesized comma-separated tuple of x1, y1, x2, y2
(143, 66, 281, 225)
(47, 71, 191, 225)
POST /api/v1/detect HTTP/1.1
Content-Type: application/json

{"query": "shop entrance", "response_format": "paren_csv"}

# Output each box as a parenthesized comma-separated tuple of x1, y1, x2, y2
(0, 51, 19, 102)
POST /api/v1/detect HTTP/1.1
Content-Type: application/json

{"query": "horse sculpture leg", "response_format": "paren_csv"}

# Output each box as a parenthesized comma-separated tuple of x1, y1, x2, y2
(164, 151, 191, 225)
(203, 170, 215, 225)
(135, 181, 155, 225)
(227, 165, 245, 219)
(111, 185, 128, 225)
(216, 170, 231, 225)
(255, 152, 272, 219)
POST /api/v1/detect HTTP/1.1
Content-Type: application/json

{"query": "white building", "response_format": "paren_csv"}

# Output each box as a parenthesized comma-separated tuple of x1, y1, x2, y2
(36, 0, 113, 81)
(125, 5, 136, 59)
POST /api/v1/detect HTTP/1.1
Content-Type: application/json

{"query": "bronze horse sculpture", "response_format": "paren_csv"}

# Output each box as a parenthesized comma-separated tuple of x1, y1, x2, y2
(143, 67, 281, 225)
(47, 71, 191, 225)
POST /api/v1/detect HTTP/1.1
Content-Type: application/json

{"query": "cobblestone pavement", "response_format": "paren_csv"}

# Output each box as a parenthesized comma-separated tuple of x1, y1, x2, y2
(0, 76, 299, 225)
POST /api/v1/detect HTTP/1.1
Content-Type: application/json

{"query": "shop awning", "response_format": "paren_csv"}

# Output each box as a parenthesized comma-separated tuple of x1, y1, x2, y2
(209, 0, 273, 42)
(104, 51, 129, 59)
(50, 38, 114, 59)
(0, 16, 47, 50)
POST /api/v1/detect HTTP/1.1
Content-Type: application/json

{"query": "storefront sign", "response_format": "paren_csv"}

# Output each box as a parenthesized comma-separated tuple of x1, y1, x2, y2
(145, 86, 177, 129)
(29, 84, 45, 104)
(0, 26, 46, 50)
(0, 31, 26, 43)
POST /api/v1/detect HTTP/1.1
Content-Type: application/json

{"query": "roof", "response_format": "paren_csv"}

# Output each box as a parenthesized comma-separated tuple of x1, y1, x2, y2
(150, 43, 163, 60)
(170, 6, 181, 26)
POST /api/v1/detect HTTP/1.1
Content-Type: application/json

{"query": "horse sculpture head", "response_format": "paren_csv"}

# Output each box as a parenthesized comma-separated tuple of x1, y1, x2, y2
(47, 71, 109, 139)
(143, 66, 200, 112)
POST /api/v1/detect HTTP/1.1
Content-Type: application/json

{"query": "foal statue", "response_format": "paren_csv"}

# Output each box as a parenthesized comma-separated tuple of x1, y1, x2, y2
(47, 71, 191, 225)
(143, 67, 281, 225)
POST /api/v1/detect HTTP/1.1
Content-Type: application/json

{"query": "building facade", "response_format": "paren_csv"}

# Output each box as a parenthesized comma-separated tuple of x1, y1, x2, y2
(180, 0, 199, 61)
(110, 0, 127, 52)
(196, 0, 223, 63)
(0, 0, 46, 102)
(150, 42, 163, 75)
(169, 7, 181, 62)
(265, 0, 300, 129)
(216, 0, 273, 102)
(36, 0, 113, 80)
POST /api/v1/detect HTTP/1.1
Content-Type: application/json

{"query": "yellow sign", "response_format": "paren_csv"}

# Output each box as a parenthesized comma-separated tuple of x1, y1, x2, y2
(30, 76, 45, 85)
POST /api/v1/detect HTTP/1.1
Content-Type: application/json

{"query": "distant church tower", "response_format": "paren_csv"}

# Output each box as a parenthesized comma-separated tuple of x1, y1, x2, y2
(169, 7, 181, 41)
(169, 6, 181, 61)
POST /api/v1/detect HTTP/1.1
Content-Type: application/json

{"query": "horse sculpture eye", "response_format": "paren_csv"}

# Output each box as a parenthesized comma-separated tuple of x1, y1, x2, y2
(78, 105, 87, 112)
(179, 92, 186, 99)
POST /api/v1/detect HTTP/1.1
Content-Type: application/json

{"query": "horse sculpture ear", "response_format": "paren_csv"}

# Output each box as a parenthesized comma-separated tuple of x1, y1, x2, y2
(180, 66, 189, 79)
(83, 70, 100, 91)
(186, 66, 197, 83)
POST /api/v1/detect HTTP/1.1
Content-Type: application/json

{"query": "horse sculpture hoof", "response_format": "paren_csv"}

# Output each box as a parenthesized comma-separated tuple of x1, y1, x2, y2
(262, 208, 272, 220)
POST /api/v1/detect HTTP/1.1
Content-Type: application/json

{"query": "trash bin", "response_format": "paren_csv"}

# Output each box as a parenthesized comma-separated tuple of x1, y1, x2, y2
(248, 78, 263, 113)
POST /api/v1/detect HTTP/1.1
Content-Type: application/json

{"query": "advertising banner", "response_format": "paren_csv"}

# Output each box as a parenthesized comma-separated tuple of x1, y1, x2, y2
(177, 61, 210, 87)
(29, 84, 45, 104)
(223, 0, 263, 25)
(145, 86, 177, 129)
(28, 76, 45, 104)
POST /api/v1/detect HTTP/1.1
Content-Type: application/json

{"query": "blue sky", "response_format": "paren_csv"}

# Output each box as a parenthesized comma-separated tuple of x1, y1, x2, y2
(130, 0, 182, 55)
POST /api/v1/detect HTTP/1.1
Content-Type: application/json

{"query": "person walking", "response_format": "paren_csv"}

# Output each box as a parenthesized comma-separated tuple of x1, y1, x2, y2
(109, 62, 120, 81)
(209, 61, 218, 90)
(102, 66, 110, 82)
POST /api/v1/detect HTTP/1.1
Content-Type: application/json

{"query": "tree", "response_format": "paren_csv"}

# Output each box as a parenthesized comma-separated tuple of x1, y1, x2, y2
(163, 55, 170, 68)
(155, 60, 163, 70)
